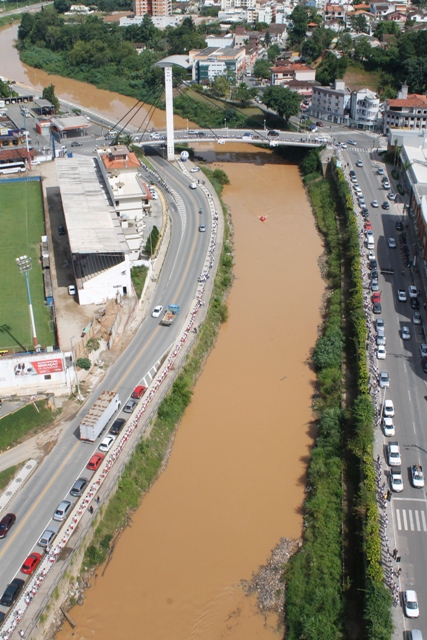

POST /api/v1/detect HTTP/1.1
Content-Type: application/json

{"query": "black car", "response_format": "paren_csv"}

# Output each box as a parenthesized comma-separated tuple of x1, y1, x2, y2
(369, 259, 378, 270)
(0, 579, 25, 607)
(109, 418, 126, 435)
(382, 202, 390, 210)
(371, 269, 379, 279)
(267, 130, 280, 136)
(70, 477, 89, 497)
(58, 225, 66, 235)
(396, 220, 404, 231)
(71, 141, 83, 147)
(422, 357, 427, 374)
(373, 302, 382, 314)
(411, 297, 420, 310)
(0, 513, 16, 538)
(349, 170, 356, 177)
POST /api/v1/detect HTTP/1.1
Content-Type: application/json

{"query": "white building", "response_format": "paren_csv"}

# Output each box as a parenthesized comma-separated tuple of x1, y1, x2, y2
(311, 79, 352, 124)
(350, 88, 380, 130)
(205, 33, 235, 47)
(119, 14, 183, 27)
(383, 85, 427, 133)
(56, 156, 132, 306)
(257, 6, 273, 23)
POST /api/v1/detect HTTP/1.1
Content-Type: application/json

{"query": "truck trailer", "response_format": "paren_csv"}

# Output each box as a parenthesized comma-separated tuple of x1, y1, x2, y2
(79, 390, 121, 442)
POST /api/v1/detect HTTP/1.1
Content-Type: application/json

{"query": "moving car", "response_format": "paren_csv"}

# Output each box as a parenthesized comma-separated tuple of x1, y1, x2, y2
(315, 122, 323, 127)
(152, 305, 163, 318)
(398, 289, 407, 302)
(395, 220, 404, 231)
(409, 285, 418, 298)
(99, 434, 116, 452)
(70, 477, 88, 497)
(403, 590, 419, 618)
(267, 130, 280, 136)
(123, 399, 137, 413)
(387, 442, 401, 466)
(413, 312, 422, 325)
(53, 500, 72, 522)
(71, 141, 83, 147)
(379, 371, 390, 388)
(377, 345, 386, 359)
(382, 201, 390, 210)
(0, 579, 25, 607)
(382, 417, 395, 437)
(371, 200, 379, 208)
(38, 526, 58, 548)
(199, 224, 206, 232)
(387, 238, 396, 248)
(422, 357, 427, 374)
(383, 399, 395, 417)
(109, 418, 126, 435)
(131, 385, 147, 399)
(190, 167, 200, 172)
(401, 325, 411, 340)
(0, 513, 16, 539)
(347, 139, 357, 145)
(356, 159, 363, 167)
(58, 225, 66, 235)
(411, 464, 425, 488)
(68, 285, 76, 296)
(390, 468, 403, 492)
(21, 552, 42, 575)
(87, 452, 105, 471)
(189, 183, 197, 190)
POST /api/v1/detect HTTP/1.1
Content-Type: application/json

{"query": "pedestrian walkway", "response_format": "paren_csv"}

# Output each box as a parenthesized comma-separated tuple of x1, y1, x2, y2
(395, 506, 427, 532)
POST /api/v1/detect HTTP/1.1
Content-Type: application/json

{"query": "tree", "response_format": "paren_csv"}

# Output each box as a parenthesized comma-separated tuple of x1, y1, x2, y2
(253, 58, 270, 79)
(18, 12, 35, 40)
(337, 32, 353, 55)
(353, 36, 372, 61)
(288, 5, 309, 45)
(231, 82, 257, 106)
(301, 26, 335, 62)
(54, 0, 71, 12)
(144, 226, 160, 257)
(373, 20, 399, 40)
(0, 79, 12, 98)
(264, 30, 271, 47)
(262, 85, 301, 122)
(212, 169, 230, 185)
(267, 43, 280, 63)
(350, 14, 369, 34)
(315, 52, 348, 86)
(211, 75, 230, 97)
(42, 84, 60, 111)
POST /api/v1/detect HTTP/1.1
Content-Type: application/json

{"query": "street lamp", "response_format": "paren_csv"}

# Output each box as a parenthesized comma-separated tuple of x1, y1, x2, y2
(264, 119, 266, 131)
(70, 336, 83, 400)
(16, 255, 40, 352)
(224, 118, 227, 130)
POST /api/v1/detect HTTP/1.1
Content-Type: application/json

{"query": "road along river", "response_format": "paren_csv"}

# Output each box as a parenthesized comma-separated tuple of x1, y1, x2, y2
(53, 144, 325, 640)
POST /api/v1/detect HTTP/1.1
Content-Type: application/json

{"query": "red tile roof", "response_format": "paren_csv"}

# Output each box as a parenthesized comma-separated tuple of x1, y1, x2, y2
(103, 151, 141, 170)
(387, 94, 427, 108)
(0, 147, 36, 162)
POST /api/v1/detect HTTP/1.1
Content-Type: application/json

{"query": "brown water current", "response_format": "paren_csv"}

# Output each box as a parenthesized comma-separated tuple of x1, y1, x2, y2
(55, 146, 324, 640)
(0, 24, 187, 129)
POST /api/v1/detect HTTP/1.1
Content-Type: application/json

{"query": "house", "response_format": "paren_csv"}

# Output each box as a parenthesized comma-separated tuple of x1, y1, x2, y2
(369, 0, 394, 15)
(287, 79, 321, 97)
(383, 85, 427, 132)
(311, 79, 352, 124)
(189, 47, 246, 83)
(270, 62, 316, 86)
(350, 88, 380, 130)
(132, 42, 146, 54)
(384, 10, 406, 20)
(324, 3, 346, 19)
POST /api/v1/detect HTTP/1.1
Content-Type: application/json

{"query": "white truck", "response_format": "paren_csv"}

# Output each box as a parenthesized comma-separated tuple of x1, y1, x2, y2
(79, 390, 121, 442)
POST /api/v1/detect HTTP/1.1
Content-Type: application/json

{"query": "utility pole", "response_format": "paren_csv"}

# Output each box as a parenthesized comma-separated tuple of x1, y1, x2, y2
(16, 255, 40, 351)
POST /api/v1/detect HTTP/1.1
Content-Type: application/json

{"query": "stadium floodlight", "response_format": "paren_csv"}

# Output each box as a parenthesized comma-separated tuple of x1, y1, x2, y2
(16, 255, 40, 352)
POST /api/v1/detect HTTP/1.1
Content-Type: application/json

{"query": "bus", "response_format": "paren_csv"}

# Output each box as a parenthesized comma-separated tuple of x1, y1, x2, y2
(0, 161, 26, 175)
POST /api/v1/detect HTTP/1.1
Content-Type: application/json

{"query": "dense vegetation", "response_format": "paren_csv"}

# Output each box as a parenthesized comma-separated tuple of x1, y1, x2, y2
(0, 399, 59, 451)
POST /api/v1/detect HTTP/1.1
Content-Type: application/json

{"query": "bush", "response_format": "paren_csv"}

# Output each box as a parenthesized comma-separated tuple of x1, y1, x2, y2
(76, 357, 91, 370)
(131, 265, 148, 298)
(144, 226, 160, 257)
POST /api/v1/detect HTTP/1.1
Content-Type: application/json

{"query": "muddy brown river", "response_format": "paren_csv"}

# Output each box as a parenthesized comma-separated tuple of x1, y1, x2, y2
(0, 25, 324, 639)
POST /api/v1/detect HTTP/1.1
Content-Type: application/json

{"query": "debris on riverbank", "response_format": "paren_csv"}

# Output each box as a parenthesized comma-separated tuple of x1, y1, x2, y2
(241, 537, 301, 613)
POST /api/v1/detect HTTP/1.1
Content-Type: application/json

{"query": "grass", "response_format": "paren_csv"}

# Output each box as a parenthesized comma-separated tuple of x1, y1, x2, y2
(0, 399, 58, 452)
(0, 464, 19, 491)
(344, 63, 381, 92)
(0, 14, 21, 29)
(0, 180, 55, 351)
(131, 266, 148, 298)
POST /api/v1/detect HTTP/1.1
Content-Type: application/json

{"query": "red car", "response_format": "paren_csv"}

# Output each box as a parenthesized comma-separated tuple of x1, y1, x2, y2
(315, 121, 324, 127)
(21, 553, 42, 575)
(0, 513, 16, 539)
(87, 452, 105, 471)
(364, 221, 372, 231)
(131, 385, 147, 399)
(372, 292, 381, 304)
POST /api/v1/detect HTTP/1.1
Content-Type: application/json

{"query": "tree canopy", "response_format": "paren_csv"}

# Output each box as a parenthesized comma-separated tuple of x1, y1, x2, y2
(262, 85, 301, 122)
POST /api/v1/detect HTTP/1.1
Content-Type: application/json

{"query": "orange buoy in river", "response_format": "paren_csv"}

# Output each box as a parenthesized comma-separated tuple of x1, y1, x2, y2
(259, 216, 267, 222)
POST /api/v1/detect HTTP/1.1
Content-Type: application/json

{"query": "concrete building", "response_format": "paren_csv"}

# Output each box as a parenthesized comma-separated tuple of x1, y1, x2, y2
(220, 0, 256, 21)
(400, 138, 427, 272)
(189, 46, 246, 83)
(257, 6, 273, 23)
(120, 14, 181, 27)
(350, 87, 380, 130)
(134, 0, 171, 16)
(310, 79, 351, 124)
(204, 33, 235, 47)
(56, 156, 132, 305)
(50, 115, 90, 141)
(383, 85, 427, 133)
(270, 62, 316, 86)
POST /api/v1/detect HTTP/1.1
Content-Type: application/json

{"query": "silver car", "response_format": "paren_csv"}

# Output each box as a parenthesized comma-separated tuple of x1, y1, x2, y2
(413, 312, 422, 325)
(379, 371, 390, 388)
(53, 500, 72, 522)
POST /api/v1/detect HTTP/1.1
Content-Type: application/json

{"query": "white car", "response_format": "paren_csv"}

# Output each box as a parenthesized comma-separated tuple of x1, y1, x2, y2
(366, 230, 374, 238)
(413, 312, 422, 325)
(152, 305, 163, 318)
(190, 167, 200, 173)
(403, 590, 419, 618)
(371, 279, 379, 291)
(411, 464, 425, 488)
(377, 345, 386, 359)
(378, 167, 384, 175)
(409, 285, 418, 298)
(68, 285, 76, 296)
(189, 183, 197, 190)
(382, 417, 395, 437)
(383, 399, 395, 417)
(371, 200, 379, 208)
(420, 344, 427, 358)
(99, 434, 116, 452)
(339, 142, 347, 148)
(388, 192, 396, 201)
(387, 442, 401, 466)
(390, 469, 403, 492)
(375, 318, 385, 331)
(387, 238, 396, 248)
(398, 289, 407, 302)
(368, 251, 376, 262)
(379, 371, 390, 388)
(356, 159, 363, 167)
(347, 139, 357, 145)
(376, 335, 386, 346)
(401, 326, 411, 340)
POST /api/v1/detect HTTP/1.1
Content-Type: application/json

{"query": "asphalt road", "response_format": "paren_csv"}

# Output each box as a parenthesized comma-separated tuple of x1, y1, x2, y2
(0, 154, 211, 613)
(344, 146, 427, 639)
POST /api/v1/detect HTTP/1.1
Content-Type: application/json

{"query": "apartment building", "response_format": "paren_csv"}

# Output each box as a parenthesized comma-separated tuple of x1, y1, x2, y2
(134, 0, 171, 17)
(383, 85, 427, 133)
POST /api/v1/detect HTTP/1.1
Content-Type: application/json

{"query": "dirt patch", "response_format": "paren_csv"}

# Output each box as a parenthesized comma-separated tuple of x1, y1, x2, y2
(344, 64, 381, 92)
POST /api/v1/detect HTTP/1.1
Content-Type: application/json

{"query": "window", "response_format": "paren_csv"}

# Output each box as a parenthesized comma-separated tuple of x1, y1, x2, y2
(44, 374, 51, 380)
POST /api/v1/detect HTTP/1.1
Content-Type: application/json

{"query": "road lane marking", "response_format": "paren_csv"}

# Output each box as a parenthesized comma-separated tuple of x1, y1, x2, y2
(413, 420, 416, 434)
(409, 510, 414, 531)
(421, 511, 427, 532)
(415, 510, 421, 531)
(402, 510, 408, 530)
(0, 439, 81, 559)
(396, 509, 401, 530)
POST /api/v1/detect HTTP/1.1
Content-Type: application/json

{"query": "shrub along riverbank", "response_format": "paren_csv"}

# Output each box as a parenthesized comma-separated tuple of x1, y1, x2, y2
(284, 154, 392, 639)
(84, 171, 232, 568)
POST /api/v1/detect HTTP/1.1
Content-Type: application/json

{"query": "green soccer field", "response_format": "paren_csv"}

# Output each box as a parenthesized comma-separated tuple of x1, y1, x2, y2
(0, 179, 56, 351)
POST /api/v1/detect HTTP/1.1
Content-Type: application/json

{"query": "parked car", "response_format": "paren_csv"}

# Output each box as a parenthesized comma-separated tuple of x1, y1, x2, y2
(58, 225, 66, 235)
(395, 220, 404, 231)
(411, 297, 420, 309)
(68, 285, 76, 296)
(403, 590, 419, 618)
(378, 167, 385, 175)
(53, 500, 72, 522)
(131, 385, 147, 399)
(371, 279, 379, 291)
(390, 468, 403, 492)
(110, 418, 126, 435)
(99, 434, 116, 452)
(401, 325, 411, 340)
(373, 302, 382, 314)
(382, 417, 395, 437)
(0, 513, 16, 539)
(87, 452, 105, 471)
(387, 442, 401, 466)
(383, 399, 395, 417)
(409, 285, 418, 298)
(388, 192, 396, 201)
(420, 344, 427, 358)
(377, 345, 386, 359)
(38, 526, 58, 548)
(315, 121, 323, 127)
(413, 312, 422, 325)
(70, 477, 88, 497)
(379, 371, 390, 388)
(372, 291, 381, 303)
(0, 579, 25, 607)
(398, 289, 407, 302)
(123, 399, 137, 413)
(21, 552, 42, 575)
(411, 464, 425, 488)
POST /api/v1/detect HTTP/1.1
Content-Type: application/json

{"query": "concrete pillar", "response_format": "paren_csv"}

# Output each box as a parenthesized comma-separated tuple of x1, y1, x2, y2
(164, 65, 175, 162)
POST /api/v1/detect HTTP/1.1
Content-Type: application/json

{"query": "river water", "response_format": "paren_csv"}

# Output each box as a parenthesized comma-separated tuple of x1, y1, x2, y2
(0, 25, 324, 640)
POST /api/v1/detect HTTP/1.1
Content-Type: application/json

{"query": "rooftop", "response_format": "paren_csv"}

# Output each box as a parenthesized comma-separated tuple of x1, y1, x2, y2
(56, 156, 127, 255)
(387, 94, 427, 108)
(50, 116, 90, 131)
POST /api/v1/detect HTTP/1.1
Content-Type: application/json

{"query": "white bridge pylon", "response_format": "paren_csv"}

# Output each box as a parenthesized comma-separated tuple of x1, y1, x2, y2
(164, 65, 175, 162)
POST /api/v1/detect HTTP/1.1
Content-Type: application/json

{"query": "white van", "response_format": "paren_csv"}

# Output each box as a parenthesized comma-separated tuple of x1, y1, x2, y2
(366, 236, 375, 249)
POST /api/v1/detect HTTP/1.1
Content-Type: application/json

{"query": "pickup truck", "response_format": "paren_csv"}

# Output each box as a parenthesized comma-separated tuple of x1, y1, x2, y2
(161, 304, 180, 326)
(410, 464, 425, 488)
(387, 442, 401, 466)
